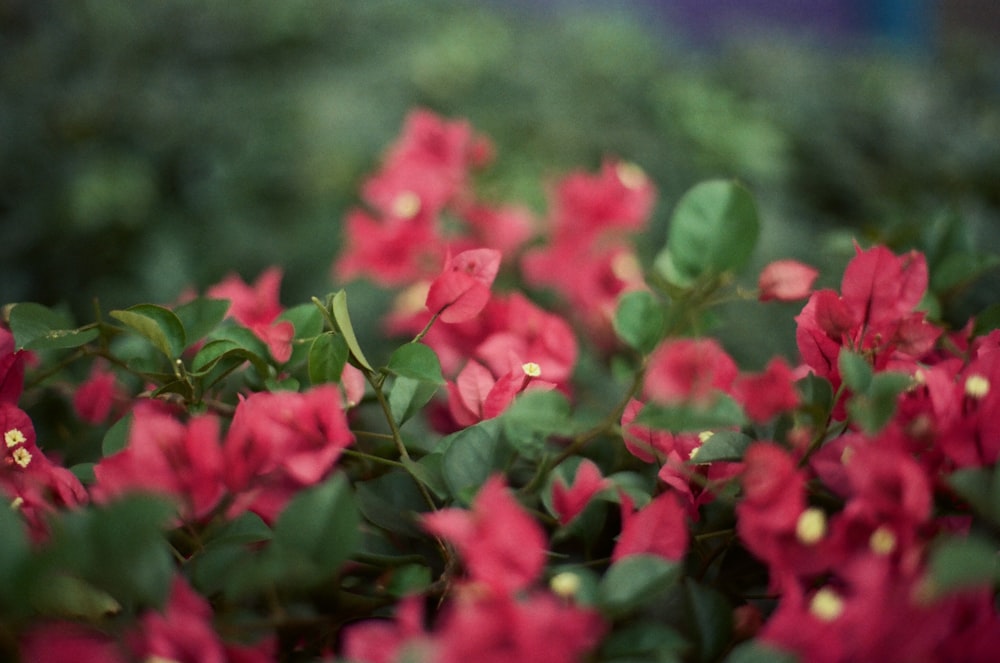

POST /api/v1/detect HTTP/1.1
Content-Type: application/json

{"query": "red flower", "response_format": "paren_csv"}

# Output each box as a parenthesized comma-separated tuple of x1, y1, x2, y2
(446, 360, 554, 427)
(223, 385, 354, 523)
(127, 576, 227, 663)
(758, 259, 819, 302)
(613, 490, 689, 562)
(72, 360, 128, 424)
(206, 266, 295, 363)
(422, 476, 546, 595)
(19, 622, 128, 663)
(92, 402, 226, 522)
(644, 338, 738, 405)
(732, 356, 801, 422)
(0, 327, 25, 404)
(340, 596, 430, 663)
(425, 248, 502, 323)
(551, 458, 609, 526)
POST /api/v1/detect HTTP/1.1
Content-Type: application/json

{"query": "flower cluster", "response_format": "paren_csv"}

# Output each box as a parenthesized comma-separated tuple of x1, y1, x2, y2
(1, 109, 998, 663)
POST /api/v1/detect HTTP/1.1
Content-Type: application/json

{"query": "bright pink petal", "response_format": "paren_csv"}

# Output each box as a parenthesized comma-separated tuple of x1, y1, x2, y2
(759, 259, 819, 302)
(612, 491, 689, 562)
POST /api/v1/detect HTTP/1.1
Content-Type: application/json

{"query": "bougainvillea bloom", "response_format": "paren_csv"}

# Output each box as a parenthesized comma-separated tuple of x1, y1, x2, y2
(446, 360, 554, 427)
(758, 259, 820, 302)
(0, 327, 25, 404)
(126, 576, 229, 663)
(613, 490, 689, 562)
(644, 338, 739, 405)
(425, 248, 502, 323)
(223, 385, 355, 523)
(206, 266, 295, 363)
(92, 402, 226, 522)
(551, 458, 610, 526)
(19, 622, 128, 663)
(732, 356, 801, 422)
(72, 360, 127, 424)
(422, 475, 546, 595)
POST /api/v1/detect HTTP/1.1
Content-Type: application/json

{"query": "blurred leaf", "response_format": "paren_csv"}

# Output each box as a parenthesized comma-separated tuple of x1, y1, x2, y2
(31, 574, 121, 620)
(308, 332, 349, 386)
(101, 412, 133, 456)
(271, 473, 360, 586)
(172, 297, 230, 348)
(973, 303, 1000, 336)
(614, 290, 666, 354)
(356, 470, 428, 538)
(8, 303, 98, 350)
(691, 430, 752, 463)
(331, 290, 373, 372)
(838, 349, 872, 393)
(847, 371, 912, 434)
(598, 554, 682, 618)
(636, 395, 746, 432)
(946, 465, 1000, 526)
(724, 641, 798, 663)
(600, 621, 688, 663)
(0, 505, 30, 614)
(386, 343, 445, 384)
(656, 180, 759, 284)
(684, 579, 733, 663)
(110, 304, 186, 359)
(204, 511, 273, 548)
(385, 563, 432, 597)
(928, 534, 1000, 593)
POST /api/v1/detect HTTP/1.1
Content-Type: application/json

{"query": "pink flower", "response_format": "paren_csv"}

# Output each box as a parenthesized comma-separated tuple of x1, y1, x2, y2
(340, 596, 431, 663)
(758, 259, 819, 302)
(19, 622, 127, 663)
(92, 402, 226, 522)
(425, 248, 502, 323)
(446, 360, 554, 427)
(72, 360, 127, 424)
(223, 385, 354, 523)
(422, 475, 546, 595)
(0, 326, 25, 404)
(644, 338, 738, 405)
(127, 576, 227, 663)
(732, 356, 801, 422)
(551, 458, 609, 525)
(206, 267, 294, 363)
(613, 490, 689, 562)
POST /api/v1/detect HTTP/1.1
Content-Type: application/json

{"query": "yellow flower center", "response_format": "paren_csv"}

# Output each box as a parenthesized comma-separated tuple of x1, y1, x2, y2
(964, 374, 990, 399)
(869, 526, 897, 556)
(795, 508, 827, 545)
(5, 428, 26, 448)
(392, 191, 421, 219)
(615, 161, 647, 190)
(522, 362, 542, 378)
(11, 447, 32, 468)
(549, 571, 582, 598)
(810, 587, 845, 622)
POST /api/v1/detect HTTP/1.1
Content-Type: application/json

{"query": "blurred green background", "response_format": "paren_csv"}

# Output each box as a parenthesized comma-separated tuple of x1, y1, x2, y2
(2, 0, 999, 367)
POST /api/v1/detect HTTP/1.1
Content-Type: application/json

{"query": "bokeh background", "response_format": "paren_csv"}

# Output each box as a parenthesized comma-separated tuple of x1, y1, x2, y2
(3, 0, 999, 366)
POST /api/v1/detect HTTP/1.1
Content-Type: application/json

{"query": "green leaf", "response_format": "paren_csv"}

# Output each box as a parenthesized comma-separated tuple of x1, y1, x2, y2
(31, 574, 121, 620)
(0, 505, 30, 613)
(724, 641, 798, 663)
(973, 303, 1000, 336)
(271, 473, 360, 585)
(389, 376, 440, 426)
(386, 343, 445, 384)
(598, 554, 682, 618)
(280, 302, 324, 339)
(356, 470, 428, 537)
(690, 430, 752, 463)
(172, 297, 230, 348)
(947, 465, 1000, 526)
(101, 412, 133, 456)
(385, 563, 432, 597)
(441, 419, 507, 504)
(308, 332, 349, 386)
(614, 290, 666, 354)
(600, 621, 688, 663)
(684, 580, 733, 663)
(502, 389, 574, 459)
(847, 371, 912, 434)
(656, 180, 760, 284)
(8, 302, 99, 350)
(838, 349, 872, 393)
(204, 511, 273, 548)
(636, 394, 747, 432)
(110, 304, 186, 359)
(331, 290, 373, 372)
(928, 534, 999, 593)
